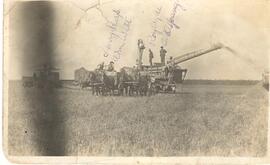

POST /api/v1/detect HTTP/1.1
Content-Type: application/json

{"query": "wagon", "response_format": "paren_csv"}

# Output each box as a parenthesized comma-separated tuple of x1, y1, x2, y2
(74, 67, 93, 89)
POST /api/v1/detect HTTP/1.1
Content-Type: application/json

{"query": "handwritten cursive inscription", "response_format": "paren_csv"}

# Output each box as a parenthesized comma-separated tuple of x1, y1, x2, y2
(148, 0, 185, 47)
(104, 10, 132, 62)
(148, 7, 163, 46)
(162, 0, 185, 45)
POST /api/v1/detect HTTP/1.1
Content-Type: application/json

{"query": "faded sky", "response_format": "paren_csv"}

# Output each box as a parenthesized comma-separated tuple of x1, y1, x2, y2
(6, 0, 270, 80)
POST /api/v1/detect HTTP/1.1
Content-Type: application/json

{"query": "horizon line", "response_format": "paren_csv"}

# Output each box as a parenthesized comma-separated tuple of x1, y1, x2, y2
(8, 79, 262, 81)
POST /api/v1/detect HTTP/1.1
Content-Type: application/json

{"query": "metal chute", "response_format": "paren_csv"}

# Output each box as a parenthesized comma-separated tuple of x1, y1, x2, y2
(169, 43, 224, 65)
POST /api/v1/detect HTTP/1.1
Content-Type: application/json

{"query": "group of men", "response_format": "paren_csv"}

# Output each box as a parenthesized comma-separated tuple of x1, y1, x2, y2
(137, 39, 171, 67)
(97, 61, 115, 71)
(148, 46, 168, 66)
(146, 45, 176, 84)
(97, 39, 174, 74)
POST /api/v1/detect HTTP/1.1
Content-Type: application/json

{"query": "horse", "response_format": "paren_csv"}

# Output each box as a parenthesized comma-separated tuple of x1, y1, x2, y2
(137, 72, 151, 96)
(89, 70, 105, 96)
(118, 67, 139, 96)
(100, 71, 119, 96)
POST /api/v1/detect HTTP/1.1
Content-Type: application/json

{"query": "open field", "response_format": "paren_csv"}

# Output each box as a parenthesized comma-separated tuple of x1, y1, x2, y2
(8, 81, 269, 156)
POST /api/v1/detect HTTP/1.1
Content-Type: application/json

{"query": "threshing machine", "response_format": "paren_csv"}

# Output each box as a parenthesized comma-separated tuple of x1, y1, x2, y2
(141, 43, 224, 93)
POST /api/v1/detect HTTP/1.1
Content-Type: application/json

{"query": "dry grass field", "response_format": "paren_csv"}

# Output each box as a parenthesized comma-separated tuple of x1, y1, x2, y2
(8, 81, 268, 156)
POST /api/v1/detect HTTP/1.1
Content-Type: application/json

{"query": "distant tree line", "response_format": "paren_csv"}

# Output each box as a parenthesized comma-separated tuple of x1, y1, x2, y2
(183, 79, 260, 85)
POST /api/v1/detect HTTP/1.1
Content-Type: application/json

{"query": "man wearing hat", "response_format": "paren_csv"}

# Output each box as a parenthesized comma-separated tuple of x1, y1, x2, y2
(148, 49, 154, 66)
(168, 56, 175, 66)
(167, 56, 177, 84)
(137, 39, 145, 70)
(97, 62, 105, 70)
(160, 46, 167, 66)
(107, 61, 115, 71)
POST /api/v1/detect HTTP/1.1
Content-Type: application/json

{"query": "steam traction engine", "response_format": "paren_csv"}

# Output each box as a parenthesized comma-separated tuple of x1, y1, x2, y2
(22, 64, 61, 88)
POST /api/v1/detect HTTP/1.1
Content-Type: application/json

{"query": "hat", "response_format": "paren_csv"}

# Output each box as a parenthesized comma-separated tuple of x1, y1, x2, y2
(110, 61, 114, 64)
(161, 46, 163, 48)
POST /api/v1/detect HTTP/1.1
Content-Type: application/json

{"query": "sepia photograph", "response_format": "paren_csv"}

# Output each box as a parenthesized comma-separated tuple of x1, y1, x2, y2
(3, 0, 269, 164)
